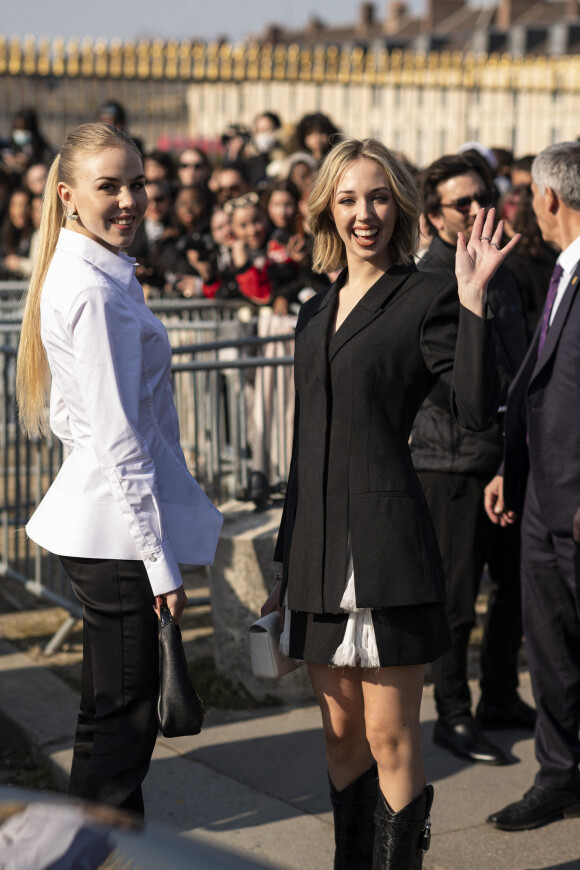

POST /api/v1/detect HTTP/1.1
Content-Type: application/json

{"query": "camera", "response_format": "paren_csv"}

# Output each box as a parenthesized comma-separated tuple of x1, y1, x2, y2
(185, 232, 217, 261)
(221, 124, 250, 147)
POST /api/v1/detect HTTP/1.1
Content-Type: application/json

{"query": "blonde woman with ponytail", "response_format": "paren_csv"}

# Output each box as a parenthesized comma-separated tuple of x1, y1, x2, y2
(16, 123, 222, 815)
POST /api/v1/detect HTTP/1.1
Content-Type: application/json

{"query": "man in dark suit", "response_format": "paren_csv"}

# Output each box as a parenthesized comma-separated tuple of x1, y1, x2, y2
(485, 141, 580, 830)
(411, 154, 534, 767)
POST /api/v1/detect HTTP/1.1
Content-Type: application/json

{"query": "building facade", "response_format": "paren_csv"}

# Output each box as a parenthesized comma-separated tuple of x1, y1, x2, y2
(1, 28, 579, 165)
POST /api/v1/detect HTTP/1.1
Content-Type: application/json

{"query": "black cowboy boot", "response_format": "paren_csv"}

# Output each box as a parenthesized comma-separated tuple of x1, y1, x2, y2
(329, 764, 378, 870)
(372, 784, 434, 869)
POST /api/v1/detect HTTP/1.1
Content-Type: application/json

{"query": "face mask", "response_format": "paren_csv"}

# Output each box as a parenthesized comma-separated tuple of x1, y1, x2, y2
(254, 132, 277, 154)
(12, 130, 32, 147)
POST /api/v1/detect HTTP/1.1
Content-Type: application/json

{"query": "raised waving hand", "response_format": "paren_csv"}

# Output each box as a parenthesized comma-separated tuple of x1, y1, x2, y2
(455, 207, 521, 317)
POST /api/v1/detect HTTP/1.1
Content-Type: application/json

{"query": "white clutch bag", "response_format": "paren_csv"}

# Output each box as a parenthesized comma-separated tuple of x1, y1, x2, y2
(248, 612, 303, 678)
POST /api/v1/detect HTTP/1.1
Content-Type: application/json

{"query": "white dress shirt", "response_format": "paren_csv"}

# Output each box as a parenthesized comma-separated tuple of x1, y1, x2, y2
(550, 233, 580, 324)
(26, 229, 223, 595)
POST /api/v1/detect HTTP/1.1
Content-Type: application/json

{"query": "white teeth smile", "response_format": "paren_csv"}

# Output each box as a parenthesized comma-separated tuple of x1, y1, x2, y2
(354, 228, 378, 238)
(114, 218, 134, 225)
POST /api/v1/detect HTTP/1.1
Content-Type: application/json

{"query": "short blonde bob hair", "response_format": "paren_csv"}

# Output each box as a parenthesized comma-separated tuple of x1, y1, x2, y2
(309, 137, 421, 273)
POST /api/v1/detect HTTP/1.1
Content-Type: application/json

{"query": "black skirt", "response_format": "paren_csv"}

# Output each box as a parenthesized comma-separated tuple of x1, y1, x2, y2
(288, 602, 450, 668)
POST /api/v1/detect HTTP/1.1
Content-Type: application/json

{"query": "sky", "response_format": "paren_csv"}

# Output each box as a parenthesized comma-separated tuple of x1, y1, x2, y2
(5, 0, 428, 44)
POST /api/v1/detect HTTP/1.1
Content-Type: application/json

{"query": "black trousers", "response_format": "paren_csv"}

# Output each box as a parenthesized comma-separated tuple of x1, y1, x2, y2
(60, 556, 160, 815)
(521, 476, 580, 791)
(418, 471, 523, 724)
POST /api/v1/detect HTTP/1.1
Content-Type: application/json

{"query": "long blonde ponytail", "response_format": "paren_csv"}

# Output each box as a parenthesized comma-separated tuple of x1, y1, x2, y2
(16, 122, 141, 437)
(16, 154, 65, 436)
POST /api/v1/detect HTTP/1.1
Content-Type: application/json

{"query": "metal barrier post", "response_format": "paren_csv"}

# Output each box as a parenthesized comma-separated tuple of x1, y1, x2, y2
(34, 441, 43, 587)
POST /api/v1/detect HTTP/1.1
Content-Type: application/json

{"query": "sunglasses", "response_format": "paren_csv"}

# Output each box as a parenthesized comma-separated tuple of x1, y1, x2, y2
(179, 162, 205, 170)
(218, 184, 244, 196)
(223, 192, 259, 214)
(439, 191, 494, 213)
(176, 198, 203, 209)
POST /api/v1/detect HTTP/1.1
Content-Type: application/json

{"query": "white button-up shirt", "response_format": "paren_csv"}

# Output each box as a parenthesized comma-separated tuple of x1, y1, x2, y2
(550, 233, 580, 324)
(26, 229, 222, 595)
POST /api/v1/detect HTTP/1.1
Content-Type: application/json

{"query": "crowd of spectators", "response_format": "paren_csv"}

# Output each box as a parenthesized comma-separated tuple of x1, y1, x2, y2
(0, 104, 342, 313)
(0, 103, 556, 329)
(124, 108, 340, 311)
(0, 102, 556, 331)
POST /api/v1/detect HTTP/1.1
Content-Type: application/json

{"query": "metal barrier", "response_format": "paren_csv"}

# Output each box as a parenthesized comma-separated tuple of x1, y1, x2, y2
(0, 282, 25, 297)
(0, 283, 25, 329)
(147, 297, 248, 321)
(0, 344, 76, 637)
(0, 325, 295, 646)
(171, 329, 296, 503)
(1, 285, 250, 320)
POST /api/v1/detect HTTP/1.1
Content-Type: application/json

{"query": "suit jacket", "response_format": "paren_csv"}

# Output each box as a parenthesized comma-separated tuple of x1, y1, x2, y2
(274, 263, 499, 613)
(503, 258, 580, 535)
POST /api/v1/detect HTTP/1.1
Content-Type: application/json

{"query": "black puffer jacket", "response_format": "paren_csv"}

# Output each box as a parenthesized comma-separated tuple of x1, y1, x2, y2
(410, 235, 528, 475)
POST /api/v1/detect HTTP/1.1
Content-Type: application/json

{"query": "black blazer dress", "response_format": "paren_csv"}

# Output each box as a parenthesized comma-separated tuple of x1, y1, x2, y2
(274, 263, 499, 664)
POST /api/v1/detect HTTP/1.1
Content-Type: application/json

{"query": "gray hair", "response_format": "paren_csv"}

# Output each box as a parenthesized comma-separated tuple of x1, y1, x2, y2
(532, 142, 580, 211)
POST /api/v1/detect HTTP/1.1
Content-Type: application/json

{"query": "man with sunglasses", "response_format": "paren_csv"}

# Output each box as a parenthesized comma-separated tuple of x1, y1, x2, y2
(177, 147, 211, 188)
(213, 164, 250, 206)
(410, 153, 533, 767)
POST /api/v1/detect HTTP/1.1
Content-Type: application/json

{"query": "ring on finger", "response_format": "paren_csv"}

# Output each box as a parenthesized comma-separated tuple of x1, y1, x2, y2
(479, 235, 493, 242)
(490, 241, 501, 249)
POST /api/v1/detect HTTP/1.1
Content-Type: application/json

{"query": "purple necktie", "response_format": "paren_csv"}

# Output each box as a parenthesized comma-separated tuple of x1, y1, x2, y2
(537, 263, 564, 357)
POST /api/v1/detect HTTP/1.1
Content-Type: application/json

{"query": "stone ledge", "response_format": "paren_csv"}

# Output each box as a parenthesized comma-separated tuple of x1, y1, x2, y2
(210, 501, 313, 703)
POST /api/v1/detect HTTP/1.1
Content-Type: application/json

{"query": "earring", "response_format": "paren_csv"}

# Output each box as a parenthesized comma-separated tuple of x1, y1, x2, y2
(66, 208, 78, 221)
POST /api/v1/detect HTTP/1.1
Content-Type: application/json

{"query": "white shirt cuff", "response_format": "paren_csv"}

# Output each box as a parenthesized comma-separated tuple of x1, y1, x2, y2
(143, 541, 183, 596)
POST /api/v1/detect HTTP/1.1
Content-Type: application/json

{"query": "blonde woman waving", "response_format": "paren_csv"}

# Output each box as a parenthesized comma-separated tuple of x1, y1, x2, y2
(263, 138, 519, 868)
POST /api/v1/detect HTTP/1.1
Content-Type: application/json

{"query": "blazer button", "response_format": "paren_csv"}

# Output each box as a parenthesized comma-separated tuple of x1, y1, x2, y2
(149, 554, 157, 563)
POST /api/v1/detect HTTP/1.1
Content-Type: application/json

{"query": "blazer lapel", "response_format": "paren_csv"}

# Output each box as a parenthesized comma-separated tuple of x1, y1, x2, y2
(300, 278, 340, 390)
(531, 261, 580, 383)
(328, 264, 415, 363)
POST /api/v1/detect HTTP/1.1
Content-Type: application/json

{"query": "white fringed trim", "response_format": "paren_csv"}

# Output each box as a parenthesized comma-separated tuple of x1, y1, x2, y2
(331, 566, 380, 668)
(332, 609, 380, 668)
(279, 549, 382, 668)
(279, 588, 291, 657)
(339, 565, 358, 611)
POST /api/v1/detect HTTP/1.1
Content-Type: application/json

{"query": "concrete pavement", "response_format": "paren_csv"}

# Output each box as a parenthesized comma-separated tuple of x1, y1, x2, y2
(1, 634, 580, 869)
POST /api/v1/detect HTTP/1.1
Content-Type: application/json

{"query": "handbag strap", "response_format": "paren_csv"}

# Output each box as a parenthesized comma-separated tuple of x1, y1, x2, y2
(159, 603, 173, 628)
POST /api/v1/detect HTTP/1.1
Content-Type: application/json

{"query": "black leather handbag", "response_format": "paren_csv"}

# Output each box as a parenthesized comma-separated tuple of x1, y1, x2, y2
(157, 604, 205, 737)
